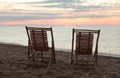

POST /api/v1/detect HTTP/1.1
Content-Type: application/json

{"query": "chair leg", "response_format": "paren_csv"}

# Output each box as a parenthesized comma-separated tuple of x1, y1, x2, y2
(75, 54, 78, 64)
(28, 46, 30, 58)
(87, 55, 90, 64)
(94, 57, 98, 68)
(47, 59, 52, 68)
(32, 52, 35, 62)
(71, 59, 74, 64)
(41, 51, 43, 61)
(51, 49, 56, 63)
(71, 55, 74, 64)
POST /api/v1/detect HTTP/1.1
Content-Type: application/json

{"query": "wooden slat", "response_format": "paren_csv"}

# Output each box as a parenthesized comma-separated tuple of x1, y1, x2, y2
(74, 29, 100, 34)
(27, 27, 51, 31)
(30, 30, 49, 51)
(75, 32, 93, 55)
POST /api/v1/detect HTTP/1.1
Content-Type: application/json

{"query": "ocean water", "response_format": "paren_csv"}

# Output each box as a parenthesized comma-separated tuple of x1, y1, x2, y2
(0, 26, 120, 57)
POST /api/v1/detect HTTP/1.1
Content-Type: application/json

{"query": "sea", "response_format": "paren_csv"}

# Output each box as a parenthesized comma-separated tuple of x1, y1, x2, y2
(0, 26, 120, 57)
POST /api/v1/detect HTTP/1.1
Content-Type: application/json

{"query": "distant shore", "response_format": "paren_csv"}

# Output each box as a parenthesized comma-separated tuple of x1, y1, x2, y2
(0, 43, 120, 78)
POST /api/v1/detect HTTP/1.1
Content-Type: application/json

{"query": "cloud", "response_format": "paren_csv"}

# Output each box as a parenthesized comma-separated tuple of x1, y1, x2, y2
(1, 17, 120, 26)
(0, 0, 120, 26)
(0, 0, 45, 3)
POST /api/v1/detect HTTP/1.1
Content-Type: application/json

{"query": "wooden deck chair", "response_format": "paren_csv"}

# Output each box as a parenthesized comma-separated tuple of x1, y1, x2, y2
(25, 26, 56, 67)
(71, 29, 100, 68)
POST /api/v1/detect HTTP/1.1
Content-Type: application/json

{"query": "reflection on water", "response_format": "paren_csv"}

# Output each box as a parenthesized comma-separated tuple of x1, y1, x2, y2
(0, 26, 120, 56)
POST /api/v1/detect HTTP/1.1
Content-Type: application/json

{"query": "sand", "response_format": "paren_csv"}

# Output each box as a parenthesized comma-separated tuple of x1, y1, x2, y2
(0, 43, 120, 78)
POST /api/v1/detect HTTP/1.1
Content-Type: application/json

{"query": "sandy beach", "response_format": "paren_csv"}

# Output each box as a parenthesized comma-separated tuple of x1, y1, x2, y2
(0, 43, 120, 78)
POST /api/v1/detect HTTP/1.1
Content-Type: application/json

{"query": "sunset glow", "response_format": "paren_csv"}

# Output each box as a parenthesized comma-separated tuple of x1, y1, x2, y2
(0, 0, 120, 26)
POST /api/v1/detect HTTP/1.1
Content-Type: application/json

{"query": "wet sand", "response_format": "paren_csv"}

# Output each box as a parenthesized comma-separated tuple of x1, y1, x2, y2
(0, 43, 120, 78)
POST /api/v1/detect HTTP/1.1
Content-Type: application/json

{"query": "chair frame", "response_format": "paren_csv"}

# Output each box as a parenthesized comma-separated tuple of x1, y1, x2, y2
(25, 26, 56, 64)
(71, 29, 100, 68)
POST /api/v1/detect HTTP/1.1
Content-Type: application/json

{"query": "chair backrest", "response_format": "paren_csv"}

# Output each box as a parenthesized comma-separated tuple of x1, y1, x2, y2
(76, 32, 93, 55)
(26, 26, 54, 51)
(72, 29, 100, 55)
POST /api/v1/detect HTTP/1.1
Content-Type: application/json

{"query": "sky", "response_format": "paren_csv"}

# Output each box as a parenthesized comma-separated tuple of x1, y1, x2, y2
(0, 0, 120, 26)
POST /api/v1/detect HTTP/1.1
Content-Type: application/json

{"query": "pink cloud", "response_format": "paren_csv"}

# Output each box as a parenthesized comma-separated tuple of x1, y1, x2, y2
(1, 17, 120, 26)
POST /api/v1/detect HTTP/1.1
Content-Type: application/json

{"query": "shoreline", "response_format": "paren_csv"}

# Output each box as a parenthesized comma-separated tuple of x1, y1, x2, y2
(0, 42, 120, 58)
